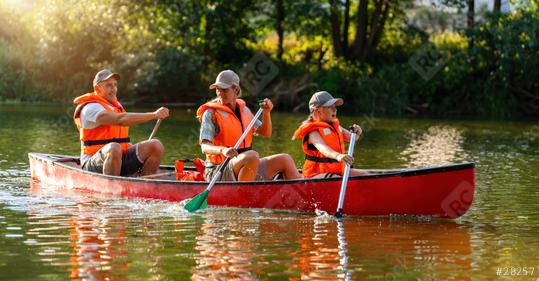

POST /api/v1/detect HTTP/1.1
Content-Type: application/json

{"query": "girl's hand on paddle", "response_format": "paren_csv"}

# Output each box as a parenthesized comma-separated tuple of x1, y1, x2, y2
(350, 124, 363, 141)
(259, 99, 273, 112)
(337, 154, 354, 165)
(221, 147, 238, 158)
(350, 124, 362, 136)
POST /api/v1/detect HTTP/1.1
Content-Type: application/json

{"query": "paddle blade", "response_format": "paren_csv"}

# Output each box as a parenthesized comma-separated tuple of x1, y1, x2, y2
(184, 190, 209, 212)
(200, 197, 208, 209)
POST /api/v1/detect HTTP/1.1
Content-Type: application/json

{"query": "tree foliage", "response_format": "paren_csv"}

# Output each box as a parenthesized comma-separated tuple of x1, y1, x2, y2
(0, 0, 537, 118)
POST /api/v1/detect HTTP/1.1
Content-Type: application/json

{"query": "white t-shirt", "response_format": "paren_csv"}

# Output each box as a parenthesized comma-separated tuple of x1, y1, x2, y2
(79, 103, 111, 162)
(80, 103, 110, 129)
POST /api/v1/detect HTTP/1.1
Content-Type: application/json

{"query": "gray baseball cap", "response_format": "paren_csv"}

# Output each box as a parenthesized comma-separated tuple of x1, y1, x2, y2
(209, 70, 240, 90)
(309, 91, 344, 112)
(93, 69, 120, 86)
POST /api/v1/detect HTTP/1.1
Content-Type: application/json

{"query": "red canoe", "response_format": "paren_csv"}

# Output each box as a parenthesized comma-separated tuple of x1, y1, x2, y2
(28, 153, 475, 218)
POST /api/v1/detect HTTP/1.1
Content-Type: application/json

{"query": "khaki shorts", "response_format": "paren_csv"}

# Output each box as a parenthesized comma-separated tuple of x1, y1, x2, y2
(81, 144, 144, 176)
(204, 158, 267, 182)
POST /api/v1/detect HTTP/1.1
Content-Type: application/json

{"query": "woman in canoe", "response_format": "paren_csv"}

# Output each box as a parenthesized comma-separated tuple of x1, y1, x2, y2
(197, 70, 301, 182)
(293, 91, 367, 178)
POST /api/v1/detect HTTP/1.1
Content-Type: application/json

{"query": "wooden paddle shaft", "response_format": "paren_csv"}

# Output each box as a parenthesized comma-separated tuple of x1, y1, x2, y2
(335, 132, 357, 217)
(148, 119, 162, 140)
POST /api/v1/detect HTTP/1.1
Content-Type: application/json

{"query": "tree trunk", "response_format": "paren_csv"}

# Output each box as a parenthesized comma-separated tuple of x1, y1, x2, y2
(275, 0, 285, 61)
(364, 0, 390, 61)
(467, 0, 475, 49)
(467, 0, 475, 30)
(342, 0, 351, 57)
(494, 0, 501, 13)
(351, 0, 369, 60)
(493, 0, 502, 24)
(332, 0, 392, 62)
(329, 0, 343, 57)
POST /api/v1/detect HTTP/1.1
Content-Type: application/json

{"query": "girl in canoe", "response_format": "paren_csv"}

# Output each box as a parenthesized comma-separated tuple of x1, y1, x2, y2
(293, 91, 367, 178)
(197, 70, 301, 182)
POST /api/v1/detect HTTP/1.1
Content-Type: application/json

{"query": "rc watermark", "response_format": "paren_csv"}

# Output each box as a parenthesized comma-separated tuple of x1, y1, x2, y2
(409, 44, 450, 81)
(239, 52, 279, 97)
(440, 180, 474, 218)
(263, 183, 309, 210)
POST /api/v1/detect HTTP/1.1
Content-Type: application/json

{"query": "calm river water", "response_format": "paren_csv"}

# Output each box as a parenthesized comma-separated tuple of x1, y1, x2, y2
(0, 104, 538, 280)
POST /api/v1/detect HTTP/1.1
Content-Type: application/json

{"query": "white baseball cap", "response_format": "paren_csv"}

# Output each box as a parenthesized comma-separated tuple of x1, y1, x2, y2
(209, 70, 240, 89)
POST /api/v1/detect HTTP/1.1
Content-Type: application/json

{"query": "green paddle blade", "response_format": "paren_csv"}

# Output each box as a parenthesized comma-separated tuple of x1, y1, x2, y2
(199, 197, 208, 210)
(184, 190, 209, 212)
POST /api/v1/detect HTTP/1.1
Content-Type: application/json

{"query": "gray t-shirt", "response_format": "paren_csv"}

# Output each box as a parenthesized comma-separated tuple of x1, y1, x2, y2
(79, 103, 109, 163)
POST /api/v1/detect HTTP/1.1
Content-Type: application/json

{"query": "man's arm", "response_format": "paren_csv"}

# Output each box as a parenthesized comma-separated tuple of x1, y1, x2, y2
(96, 107, 169, 126)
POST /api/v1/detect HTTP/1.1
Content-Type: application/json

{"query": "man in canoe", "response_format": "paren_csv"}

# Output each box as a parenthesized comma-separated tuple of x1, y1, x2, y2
(197, 70, 301, 182)
(73, 69, 169, 176)
(293, 91, 367, 178)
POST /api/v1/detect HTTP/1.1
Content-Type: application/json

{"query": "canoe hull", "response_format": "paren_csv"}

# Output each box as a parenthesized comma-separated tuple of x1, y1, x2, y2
(29, 153, 475, 218)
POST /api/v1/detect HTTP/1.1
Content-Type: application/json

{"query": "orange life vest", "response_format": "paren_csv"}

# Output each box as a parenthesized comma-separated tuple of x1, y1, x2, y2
(293, 119, 345, 177)
(73, 93, 130, 156)
(175, 158, 206, 181)
(196, 99, 254, 165)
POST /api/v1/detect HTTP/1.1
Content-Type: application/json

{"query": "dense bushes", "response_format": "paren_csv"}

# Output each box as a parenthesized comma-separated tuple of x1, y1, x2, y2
(308, 10, 539, 119)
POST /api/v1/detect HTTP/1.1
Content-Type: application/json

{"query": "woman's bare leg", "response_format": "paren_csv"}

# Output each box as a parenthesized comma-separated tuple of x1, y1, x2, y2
(231, 150, 260, 181)
(263, 154, 301, 180)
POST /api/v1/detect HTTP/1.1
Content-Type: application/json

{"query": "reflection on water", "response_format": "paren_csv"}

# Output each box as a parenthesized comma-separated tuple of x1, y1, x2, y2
(66, 212, 129, 280)
(1, 105, 538, 279)
(18, 185, 475, 280)
(193, 215, 258, 280)
(289, 216, 472, 280)
(400, 126, 469, 167)
(336, 220, 351, 281)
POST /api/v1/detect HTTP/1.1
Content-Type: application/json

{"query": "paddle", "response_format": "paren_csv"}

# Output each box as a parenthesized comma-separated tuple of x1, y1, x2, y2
(185, 106, 264, 212)
(335, 130, 357, 218)
(148, 119, 163, 140)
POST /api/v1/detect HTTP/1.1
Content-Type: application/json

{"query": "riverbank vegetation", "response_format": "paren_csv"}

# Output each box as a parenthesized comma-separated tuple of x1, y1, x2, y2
(0, 0, 537, 119)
